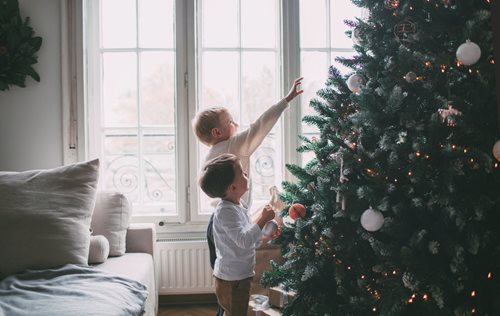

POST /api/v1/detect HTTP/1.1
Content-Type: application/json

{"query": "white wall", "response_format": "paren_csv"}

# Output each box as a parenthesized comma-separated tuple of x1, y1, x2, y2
(0, 0, 63, 171)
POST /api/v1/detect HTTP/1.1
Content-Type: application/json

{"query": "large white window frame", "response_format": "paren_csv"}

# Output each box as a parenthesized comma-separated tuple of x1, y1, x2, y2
(67, 0, 358, 233)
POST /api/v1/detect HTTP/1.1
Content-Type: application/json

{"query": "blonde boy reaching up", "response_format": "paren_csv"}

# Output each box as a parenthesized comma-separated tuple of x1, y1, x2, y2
(192, 77, 304, 209)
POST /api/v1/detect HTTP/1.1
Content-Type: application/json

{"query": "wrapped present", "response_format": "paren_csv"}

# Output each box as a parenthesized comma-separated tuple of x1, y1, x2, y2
(247, 294, 282, 316)
(268, 286, 296, 308)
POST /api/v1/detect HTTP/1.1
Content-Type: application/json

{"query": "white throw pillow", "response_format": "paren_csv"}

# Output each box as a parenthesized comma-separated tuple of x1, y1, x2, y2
(91, 191, 132, 256)
(0, 159, 99, 280)
(88, 235, 110, 264)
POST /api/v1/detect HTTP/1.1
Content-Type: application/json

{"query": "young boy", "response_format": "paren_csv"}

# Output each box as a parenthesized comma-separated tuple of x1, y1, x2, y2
(199, 153, 275, 316)
(192, 77, 303, 209)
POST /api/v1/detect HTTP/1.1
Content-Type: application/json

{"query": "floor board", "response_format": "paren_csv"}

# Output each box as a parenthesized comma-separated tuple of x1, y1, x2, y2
(158, 303, 218, 316)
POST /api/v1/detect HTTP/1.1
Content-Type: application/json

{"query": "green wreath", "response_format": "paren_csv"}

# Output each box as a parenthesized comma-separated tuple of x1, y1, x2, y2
(0, 0, 42, 91)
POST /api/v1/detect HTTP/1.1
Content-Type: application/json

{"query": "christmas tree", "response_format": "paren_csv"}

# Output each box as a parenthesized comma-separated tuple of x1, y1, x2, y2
(262, 0, 500, 315)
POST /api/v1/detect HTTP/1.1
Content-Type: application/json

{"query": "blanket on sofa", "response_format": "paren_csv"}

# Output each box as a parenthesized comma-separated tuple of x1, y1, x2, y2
(0, 264, 148, 316)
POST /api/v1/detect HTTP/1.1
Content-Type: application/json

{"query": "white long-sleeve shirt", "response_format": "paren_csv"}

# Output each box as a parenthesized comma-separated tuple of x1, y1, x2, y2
(213, 199, 262, 281)
(205, 98, 289, 208)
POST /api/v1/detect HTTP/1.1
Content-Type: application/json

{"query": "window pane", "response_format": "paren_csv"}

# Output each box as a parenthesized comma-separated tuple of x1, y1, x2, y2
(104, 154, 140, 202)
(103, 129, 138, 155)
(139, 0, 175, 48)
(241, 52, 276, 126)
(103, 52, 137, 127)
(140, 51, 175, 126)
(330, 0, 359, 48)
(197, 0, 281, 216)
(142, 129, 176, 213)
(102, 0, 136, 48)
(200, 52, 239, 113)
(201, 0, 238, 48)
(300, 51, 328, 133)
(251, 134, 281, 207)
(299, 0, 327, 48)
(241, 0, 276, 48)
(300, 0, 360, 166)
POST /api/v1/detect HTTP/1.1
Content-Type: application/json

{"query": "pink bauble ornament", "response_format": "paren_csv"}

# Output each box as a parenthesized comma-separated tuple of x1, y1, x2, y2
(493, 140, 500, 161)
(289, 203, 307, 220)
(360, 207, 384, 232)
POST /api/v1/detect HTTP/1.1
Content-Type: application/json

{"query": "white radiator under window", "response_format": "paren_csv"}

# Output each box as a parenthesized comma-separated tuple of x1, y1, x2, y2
(156, 239, 215, 295)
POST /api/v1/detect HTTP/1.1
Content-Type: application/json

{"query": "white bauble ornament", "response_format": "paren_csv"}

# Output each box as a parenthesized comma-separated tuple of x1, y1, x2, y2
(360, 207, 384, 232)
(404, 71, 417, 83)
(347, 74, 365, 93)
(493, 140, 500, 161)
(262, 220, 279, 237)
(456, 39, 481, 66)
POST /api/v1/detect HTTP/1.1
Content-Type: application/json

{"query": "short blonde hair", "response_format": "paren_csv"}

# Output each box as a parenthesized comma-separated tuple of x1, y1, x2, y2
(192, 107, 228, 146)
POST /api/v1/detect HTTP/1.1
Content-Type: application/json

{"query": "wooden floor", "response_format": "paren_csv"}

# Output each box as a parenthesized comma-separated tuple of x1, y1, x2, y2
(158, 303, 218, 316)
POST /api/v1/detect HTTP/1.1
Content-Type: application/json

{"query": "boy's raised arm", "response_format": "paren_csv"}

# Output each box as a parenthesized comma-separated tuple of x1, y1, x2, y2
(232, 77, 304, 155)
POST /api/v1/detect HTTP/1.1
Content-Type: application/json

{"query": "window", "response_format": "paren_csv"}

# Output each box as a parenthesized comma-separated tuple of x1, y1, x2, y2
(195, 0, 281, 217)
(299, 0, 362, 164)
(81, 0, 361, 227)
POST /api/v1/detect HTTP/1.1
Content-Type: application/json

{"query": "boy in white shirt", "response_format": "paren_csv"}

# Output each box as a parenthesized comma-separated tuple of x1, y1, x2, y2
(198, 153, 275, 316)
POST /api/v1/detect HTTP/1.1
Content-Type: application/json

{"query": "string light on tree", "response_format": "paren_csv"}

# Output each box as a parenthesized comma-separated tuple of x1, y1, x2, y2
(360, 206, 385, 232)
(456, 39, 481, 66)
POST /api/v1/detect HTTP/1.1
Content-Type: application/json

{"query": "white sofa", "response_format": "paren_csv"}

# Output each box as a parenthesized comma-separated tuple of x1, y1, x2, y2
(0, 159, 157, 316)
(94, 223, 158, 316)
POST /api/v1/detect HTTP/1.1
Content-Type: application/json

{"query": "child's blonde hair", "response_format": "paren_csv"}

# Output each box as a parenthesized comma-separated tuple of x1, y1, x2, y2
(192, 107, 228, 146)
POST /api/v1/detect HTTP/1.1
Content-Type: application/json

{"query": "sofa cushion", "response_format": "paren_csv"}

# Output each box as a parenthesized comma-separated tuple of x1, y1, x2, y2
(91, 191, 132, 256)
(0, 159, 99, 280)
(94, 253, 156, 316)
(88, 235, 110, 264)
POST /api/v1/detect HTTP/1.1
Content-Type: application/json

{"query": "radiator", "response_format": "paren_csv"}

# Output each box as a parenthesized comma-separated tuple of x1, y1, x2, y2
(156, 239, 215, 295)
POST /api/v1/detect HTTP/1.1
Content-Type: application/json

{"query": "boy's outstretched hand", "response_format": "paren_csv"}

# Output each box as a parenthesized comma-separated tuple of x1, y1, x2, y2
(285, 77, 304, 103)
(256, 204, 276, 229)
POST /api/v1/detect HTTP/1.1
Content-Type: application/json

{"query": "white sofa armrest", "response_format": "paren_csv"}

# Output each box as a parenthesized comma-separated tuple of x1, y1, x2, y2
(126, 223, 156, 258)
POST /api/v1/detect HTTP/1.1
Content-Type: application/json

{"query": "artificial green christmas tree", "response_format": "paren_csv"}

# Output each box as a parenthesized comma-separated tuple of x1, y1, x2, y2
(262, 0, 500, 315)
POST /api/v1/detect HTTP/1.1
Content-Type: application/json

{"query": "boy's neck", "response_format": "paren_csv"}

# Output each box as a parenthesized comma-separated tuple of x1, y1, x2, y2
(223, 196, 241, 205)
(211, 136, 230, 147)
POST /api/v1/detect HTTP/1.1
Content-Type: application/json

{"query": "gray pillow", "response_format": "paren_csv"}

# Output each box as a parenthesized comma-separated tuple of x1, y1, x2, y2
(0, 159, 99, 280)
(88, 235, 110, 264)
(91, 191, 131, 256)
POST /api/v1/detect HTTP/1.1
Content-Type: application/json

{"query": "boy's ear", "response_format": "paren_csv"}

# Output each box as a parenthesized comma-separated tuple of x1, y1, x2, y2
(211, 127, 221, 138)
(227, 183, 236, 193)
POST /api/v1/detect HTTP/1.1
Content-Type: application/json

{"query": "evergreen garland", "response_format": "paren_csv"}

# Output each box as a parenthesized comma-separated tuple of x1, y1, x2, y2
(0, 0, 42, 91)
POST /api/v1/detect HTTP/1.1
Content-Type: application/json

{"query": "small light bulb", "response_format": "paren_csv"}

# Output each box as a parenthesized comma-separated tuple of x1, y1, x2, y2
(471, 290, 476, 297)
